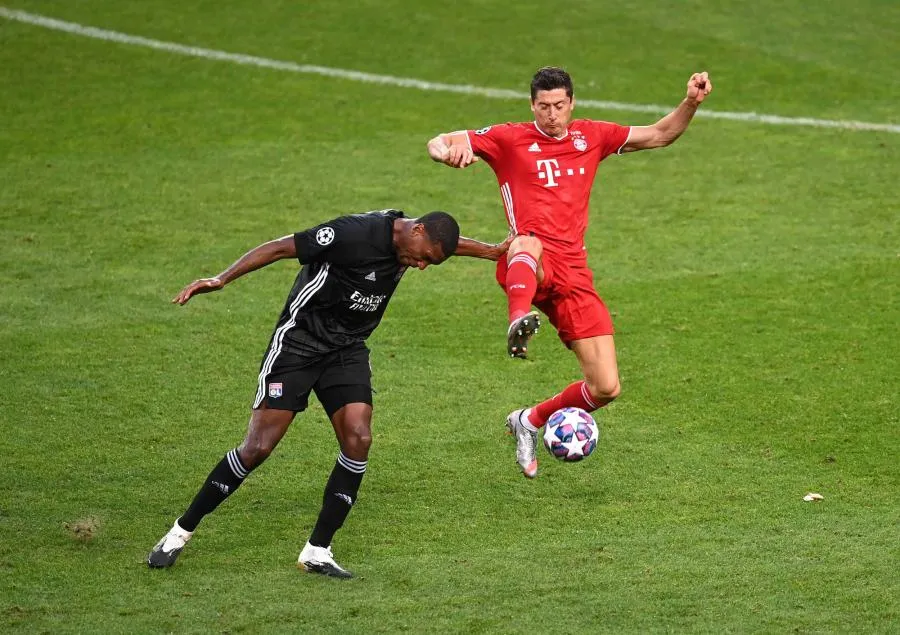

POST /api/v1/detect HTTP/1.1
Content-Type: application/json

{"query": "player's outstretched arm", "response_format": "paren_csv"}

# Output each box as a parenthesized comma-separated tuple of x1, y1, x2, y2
(427, 132, 480, 168)
(454, 234, 512, 261)
(172, 235, 297, 305)
(622, 72, 713, 152)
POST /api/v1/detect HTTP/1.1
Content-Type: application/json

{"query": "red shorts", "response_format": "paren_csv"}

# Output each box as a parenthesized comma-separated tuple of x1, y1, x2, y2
(496, 253, 614, 346)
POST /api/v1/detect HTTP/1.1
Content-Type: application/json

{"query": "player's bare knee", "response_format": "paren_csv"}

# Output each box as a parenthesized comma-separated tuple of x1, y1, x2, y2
(586, 377, 620, 403)
(508, 235, 543, 259)
(605, 383, 621, 403)
(342, 424, 372, 458)
(238, 440, 275, 469)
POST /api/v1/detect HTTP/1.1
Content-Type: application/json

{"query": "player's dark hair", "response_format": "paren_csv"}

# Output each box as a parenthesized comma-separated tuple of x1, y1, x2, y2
(530, 66, 574, 100)
(417, 211, 460, 259)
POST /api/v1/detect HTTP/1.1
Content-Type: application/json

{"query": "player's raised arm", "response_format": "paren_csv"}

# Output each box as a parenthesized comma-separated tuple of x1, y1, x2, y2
(173, 235, 297, 305)
(622, 71, 713, 152)
(427, 131, 480, 168)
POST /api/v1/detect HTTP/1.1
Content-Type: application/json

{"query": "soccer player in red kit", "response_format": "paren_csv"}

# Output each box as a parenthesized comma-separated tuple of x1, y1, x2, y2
(427, 67, 712, 478)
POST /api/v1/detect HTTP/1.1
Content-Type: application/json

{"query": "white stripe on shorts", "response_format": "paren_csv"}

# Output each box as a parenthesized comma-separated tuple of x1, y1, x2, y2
(253, 264, 330, 408)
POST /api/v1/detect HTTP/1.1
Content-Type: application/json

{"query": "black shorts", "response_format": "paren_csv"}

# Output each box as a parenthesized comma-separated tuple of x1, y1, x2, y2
(252, 341, 372, 417)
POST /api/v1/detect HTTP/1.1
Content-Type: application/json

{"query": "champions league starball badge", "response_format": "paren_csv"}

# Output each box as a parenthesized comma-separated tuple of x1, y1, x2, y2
(315, 227, 335, 245)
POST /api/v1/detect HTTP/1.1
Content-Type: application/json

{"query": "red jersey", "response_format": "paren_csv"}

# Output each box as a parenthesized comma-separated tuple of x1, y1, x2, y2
(466, 120, 630, 262)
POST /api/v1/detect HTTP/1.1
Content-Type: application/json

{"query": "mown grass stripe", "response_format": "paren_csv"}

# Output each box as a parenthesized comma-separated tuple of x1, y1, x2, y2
(2, 6, 898, 134)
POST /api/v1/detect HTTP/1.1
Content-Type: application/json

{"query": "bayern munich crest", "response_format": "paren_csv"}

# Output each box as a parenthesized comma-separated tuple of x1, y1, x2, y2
(573, 138, 588, 151)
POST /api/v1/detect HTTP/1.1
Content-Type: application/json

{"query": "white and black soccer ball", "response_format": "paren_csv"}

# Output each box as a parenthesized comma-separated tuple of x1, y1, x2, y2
(542, 407, 599, 461)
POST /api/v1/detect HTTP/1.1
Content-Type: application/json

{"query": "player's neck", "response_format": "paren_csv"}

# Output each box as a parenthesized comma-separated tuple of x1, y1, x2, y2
(532, 121, 568, 140)
(391, 218, 406, 250)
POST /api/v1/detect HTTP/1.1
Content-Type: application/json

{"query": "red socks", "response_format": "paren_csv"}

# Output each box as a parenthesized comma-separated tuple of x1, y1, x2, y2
(527, 381, 603, 427)
(506, 252, 609, 429)
(506, 253, 538, 322)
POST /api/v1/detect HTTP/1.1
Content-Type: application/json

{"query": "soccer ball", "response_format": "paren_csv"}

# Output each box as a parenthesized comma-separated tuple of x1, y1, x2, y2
(542, 407, 599, 461)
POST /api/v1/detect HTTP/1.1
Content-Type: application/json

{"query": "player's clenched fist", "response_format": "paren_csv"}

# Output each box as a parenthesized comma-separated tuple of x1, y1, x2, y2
(446, 144, 479, 168)
(426, 134, 480, 168)
(686, 71, 712, 105)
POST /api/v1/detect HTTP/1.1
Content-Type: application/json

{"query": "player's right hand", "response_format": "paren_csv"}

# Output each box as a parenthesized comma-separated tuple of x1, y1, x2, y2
(445, 144, 479, 168)
(172, 277, 224, 305)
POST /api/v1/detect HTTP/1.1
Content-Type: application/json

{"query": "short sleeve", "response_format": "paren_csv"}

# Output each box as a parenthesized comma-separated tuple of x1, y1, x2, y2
(589, 121, 631, 160)
(466, 123, 513, 164)
(294, 215, 364, 265)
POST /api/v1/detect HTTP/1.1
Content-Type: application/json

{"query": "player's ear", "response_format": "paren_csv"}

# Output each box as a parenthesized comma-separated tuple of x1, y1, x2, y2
(411, 223, 426, 237)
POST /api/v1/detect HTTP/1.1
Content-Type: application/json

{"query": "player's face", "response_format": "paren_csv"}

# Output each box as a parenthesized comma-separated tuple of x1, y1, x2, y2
(397, 229, 446, 270)
(531, 88, 575, 137)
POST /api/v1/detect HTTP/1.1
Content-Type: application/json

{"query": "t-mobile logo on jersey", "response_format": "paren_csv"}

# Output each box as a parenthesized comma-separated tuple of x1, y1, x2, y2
(536, 159, 560, 187)
(536, 159, 586, 188)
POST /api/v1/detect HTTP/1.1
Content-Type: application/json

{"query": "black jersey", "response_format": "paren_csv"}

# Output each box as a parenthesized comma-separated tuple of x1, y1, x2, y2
(273, 209, 408, 355)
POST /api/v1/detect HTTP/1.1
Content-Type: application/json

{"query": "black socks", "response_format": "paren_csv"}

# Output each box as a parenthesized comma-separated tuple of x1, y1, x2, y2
(179, 448, 252, 532)
(308, 453, 367, 547)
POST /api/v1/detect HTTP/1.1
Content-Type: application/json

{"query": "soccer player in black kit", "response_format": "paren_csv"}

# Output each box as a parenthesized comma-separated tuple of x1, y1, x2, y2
(148, 209, 506, 578)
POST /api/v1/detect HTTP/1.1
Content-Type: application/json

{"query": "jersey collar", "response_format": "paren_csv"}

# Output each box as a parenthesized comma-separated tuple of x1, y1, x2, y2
(532, 121, 569, 140)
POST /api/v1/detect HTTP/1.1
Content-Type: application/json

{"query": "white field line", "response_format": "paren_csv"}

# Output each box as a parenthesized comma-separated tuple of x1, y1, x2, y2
(3, 6, 898, 134)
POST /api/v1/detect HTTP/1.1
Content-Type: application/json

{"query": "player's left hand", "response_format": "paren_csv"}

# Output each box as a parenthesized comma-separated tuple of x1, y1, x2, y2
(486, 235, 513, 261)
(686, 71, 712, 105)
(172, 277, 224, 305)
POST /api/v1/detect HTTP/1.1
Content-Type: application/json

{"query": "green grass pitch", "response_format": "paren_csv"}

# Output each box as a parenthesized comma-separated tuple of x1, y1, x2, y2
(1, 1, 897, 632)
